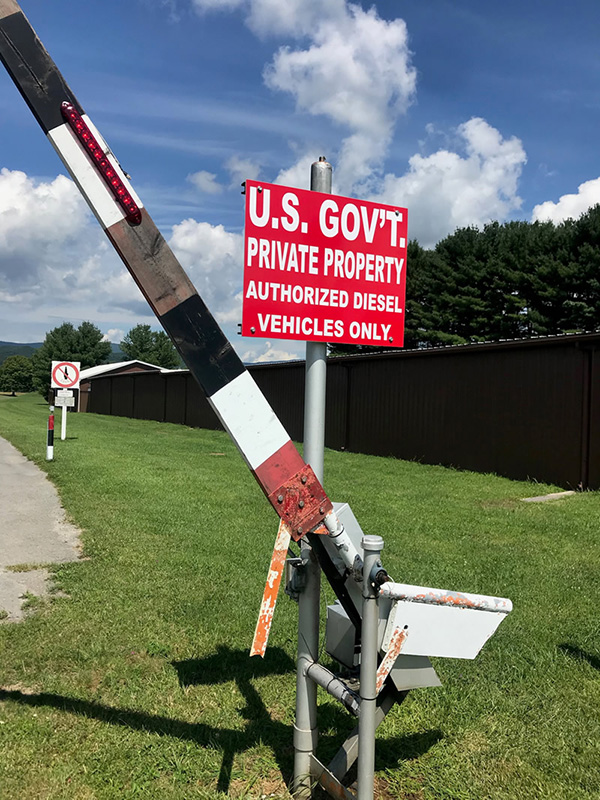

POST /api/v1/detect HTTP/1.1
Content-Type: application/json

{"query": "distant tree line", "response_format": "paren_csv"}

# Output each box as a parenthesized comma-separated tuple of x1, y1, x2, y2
(31, 321, 113, 398)
(0, 355, 34, 393)
(0, 321, 181, 397)
(330, 204, 600, 354)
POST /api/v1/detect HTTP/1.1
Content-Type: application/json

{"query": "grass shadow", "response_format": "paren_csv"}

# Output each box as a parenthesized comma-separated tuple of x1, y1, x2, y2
(0, 680, 292, 795)
(173, 645, 298, 791)
(558, 643, 600, 671)
(1, 646, 442, 794)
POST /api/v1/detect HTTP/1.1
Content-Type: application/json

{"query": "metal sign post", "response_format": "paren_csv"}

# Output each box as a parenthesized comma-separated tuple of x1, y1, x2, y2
(293, 157, 332, 799)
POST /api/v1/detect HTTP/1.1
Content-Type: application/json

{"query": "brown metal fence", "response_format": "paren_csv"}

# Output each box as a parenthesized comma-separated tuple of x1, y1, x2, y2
(87, 333, 600, 489)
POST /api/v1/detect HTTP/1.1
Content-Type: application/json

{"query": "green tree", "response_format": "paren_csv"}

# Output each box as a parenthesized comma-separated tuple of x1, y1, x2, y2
(31, 321, 111, 397)
(332, 204, 600, 355)
(76, 320, 112, 369)
(151, 331, 181, 369)
(120, 324, 180, 369)
(0, 355, 34, 393)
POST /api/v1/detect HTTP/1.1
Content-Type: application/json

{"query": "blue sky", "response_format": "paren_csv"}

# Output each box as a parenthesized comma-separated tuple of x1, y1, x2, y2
(0, 0, 599, 359)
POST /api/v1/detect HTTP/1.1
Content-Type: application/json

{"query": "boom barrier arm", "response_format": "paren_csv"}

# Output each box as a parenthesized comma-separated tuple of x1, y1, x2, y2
(0, 0, 338, 542)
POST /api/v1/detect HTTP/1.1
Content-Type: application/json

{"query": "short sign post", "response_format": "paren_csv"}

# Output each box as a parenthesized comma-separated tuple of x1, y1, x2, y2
(51, 362, 80, 443)
(56, 389, 75, 440)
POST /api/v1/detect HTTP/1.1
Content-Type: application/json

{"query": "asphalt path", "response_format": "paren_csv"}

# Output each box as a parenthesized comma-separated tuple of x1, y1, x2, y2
(0, 436, 81, 621)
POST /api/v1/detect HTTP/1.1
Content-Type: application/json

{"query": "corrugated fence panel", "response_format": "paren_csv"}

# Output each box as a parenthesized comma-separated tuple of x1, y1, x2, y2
(324, 361, 349, 452)
(165, 373, 188, 425)
(132, 373, 166, 422)
(343, 345, 585, 487)
(184, 373, 221, 430)
(88, 376, 111, 415)
(111, 376, 135, 419)
(587, 348, 600, 488)
(250, 363, 305, 442)
(84, 335, 600, 489)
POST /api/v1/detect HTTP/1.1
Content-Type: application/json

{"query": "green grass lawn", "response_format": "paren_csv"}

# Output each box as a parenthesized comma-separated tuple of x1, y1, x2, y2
(0, 393, 599, 799)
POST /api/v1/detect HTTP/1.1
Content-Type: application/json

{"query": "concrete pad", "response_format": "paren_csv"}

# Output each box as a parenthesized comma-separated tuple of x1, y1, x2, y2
(521, 490, 576, 503)
(0, 436, 81, 622)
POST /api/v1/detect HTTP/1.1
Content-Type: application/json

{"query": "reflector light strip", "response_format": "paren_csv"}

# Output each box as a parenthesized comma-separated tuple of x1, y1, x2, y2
(60, 102, 142, 225)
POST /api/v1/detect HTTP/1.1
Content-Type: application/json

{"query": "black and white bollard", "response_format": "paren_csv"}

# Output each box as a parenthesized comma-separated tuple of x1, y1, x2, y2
(46, 405, 54, 461)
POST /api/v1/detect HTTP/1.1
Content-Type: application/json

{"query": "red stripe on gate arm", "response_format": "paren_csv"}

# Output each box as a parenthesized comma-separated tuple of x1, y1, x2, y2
(253, 441, 305, 496)
(254, 441, 333, 541)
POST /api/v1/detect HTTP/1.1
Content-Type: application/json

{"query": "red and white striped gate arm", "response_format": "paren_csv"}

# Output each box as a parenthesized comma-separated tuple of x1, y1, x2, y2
(0, 0, 334, 541)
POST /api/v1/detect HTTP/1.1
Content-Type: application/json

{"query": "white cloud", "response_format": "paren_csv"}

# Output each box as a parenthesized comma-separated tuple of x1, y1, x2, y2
(187, 169, 223, 194)
(192, 0, 244, 12)
(226, 155, 261, 188)
(168, 219, 244, 323)
(241, 339, 301, 363)
(192, 0, 416, 196)
(0, 168, 89, 286)
(191, 0, 344, 36)
(102, 328, 125, 344)
(0, 166, 248, 344)
(264, 6, 416, 194)
(371, 118, 527, 248)
(273, 154, 316, 190)
(0, 168, 157, 338)
(531, 177, 600, 223)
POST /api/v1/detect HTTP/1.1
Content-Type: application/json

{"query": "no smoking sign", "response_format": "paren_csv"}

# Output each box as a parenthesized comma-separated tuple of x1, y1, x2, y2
(51, 360, 81, 389)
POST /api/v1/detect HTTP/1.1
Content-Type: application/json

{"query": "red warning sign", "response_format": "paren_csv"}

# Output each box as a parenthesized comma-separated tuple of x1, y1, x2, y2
(242, 180, 408, 347)
(51, 361, 80, 389)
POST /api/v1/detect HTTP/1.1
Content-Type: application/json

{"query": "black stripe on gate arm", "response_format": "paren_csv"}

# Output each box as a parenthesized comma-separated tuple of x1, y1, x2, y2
(160, 294, 245, 398)
(0, 8, 84, 133)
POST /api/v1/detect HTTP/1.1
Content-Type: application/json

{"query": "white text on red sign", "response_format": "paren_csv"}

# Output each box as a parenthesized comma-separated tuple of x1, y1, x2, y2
(242, 181, 408, 347)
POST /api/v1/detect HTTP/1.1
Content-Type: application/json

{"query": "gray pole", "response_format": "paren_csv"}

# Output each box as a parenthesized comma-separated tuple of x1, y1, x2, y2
(357, 535, 384, 800)
(293, 157, 332, 799)
(303, 156, 331, 484)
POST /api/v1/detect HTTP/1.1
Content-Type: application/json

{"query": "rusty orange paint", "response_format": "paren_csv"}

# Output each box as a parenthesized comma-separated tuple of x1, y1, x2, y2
(250, 520, 292, 658)
(375, 625, 408, 694)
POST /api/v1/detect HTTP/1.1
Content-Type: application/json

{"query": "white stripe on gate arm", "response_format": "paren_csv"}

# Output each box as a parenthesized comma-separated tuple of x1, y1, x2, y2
(47, 116, 143, 231)
(209, 371, 290, 470)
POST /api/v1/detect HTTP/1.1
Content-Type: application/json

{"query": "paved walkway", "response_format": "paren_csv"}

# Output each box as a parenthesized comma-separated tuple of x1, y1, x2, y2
(0, 436, 81, 622)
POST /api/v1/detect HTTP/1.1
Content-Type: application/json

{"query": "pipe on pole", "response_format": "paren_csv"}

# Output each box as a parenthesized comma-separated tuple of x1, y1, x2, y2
(305, 661, 360, 717)
(378, 581, 513, 613)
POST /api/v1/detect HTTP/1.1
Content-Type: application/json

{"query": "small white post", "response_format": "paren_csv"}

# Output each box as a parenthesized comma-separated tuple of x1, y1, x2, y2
(60, 404, 67, 441)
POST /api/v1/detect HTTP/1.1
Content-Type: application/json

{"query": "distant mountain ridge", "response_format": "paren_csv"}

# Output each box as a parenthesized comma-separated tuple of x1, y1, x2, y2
(0, 341, 42, 364)
(0, 341, 124, 365)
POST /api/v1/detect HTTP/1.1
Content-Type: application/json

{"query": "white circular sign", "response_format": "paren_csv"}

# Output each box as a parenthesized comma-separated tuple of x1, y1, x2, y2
(51, 361, 80, 389)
